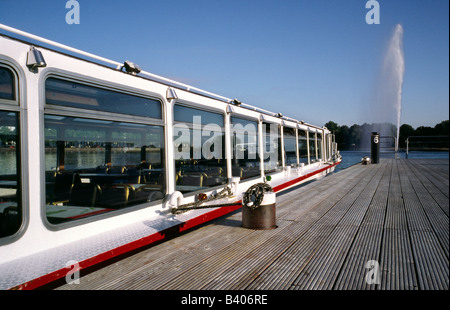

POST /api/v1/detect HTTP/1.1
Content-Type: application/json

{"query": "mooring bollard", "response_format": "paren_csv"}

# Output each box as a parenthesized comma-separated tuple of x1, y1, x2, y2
(242, 183, 277, 230)
(371, 132, 380, 164)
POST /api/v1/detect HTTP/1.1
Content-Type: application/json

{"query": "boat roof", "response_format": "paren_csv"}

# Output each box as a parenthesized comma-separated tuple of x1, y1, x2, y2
(0, 23, 327, 132)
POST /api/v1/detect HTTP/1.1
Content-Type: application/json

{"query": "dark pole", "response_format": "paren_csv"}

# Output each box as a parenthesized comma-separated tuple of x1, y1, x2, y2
(371, 132, 380, 164)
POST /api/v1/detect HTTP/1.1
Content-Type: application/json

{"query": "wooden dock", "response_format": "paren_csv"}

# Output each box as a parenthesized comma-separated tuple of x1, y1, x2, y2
(56, 158, 449, 291)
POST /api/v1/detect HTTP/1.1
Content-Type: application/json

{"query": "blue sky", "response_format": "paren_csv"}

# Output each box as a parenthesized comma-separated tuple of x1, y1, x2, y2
(0, 0, 448, 129)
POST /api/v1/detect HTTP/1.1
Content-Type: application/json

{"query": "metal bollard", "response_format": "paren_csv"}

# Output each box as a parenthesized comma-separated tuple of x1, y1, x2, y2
(242, 191, 277, 230)
(371, 132, 380, 164)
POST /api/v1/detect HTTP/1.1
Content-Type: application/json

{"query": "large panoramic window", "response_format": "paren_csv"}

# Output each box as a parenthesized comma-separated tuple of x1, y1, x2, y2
(283, 126, 297, 167)
(0, 111, 21, 238)
(230, 116, 260, 181)
(317, 132, 323, 161)
(46, 78, 162, 119)
(263, 122, 282, 174)
(0, 65, 21, 238)
(298, 129, 309, 165)
(173, 105, 227, 193)
(309, 130, 317, 162)
(44, 78, 165, 225)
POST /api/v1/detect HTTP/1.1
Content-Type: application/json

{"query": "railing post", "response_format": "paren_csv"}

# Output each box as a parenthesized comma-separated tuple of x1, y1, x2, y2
(406, 137, 409, 159)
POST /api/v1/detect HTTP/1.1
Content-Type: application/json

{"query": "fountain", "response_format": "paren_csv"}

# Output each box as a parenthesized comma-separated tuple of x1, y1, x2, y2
(363, 24, 405, 153)
(383, 24, 405, 152)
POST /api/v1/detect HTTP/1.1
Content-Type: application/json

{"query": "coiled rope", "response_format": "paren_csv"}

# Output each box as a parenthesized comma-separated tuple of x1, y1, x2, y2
(242, 183, 273, 210)
(171, 182, 273, 214)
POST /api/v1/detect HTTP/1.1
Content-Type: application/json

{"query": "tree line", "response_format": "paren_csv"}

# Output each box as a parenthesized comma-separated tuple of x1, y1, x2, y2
(324, 120, 449, 151)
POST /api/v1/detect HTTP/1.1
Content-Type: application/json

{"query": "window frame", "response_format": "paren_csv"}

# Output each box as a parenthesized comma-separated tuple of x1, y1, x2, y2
(297, 127, 309, 165)
(45, 77, 163, 120)
(308, 129, 318, 163)
(282, 125, 298, 168)
(229, 115, 261, 182)
(0, 61, 28, 243)
(317, 131, 323, 162)
(0, 64, 18, 105)
(172, 101, 228, 195)
(262, 121, 283, 175)
(41, 72, 167, 230)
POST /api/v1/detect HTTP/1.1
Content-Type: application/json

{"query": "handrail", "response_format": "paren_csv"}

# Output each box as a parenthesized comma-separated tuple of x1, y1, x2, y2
(0, 23, 122, 68)
(406, 135, 449, 158)
(380, 136, 398, 152)
(0, 23, 231, 103)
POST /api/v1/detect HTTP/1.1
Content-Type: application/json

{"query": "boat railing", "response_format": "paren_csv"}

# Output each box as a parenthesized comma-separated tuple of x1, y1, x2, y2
(380, 136, 397, 152)
(0, 23, 327, 132)
(405, 135, 449, 158)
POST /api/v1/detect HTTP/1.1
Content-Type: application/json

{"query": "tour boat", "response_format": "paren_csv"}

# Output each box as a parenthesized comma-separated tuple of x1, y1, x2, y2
(0, 24, 341, 290)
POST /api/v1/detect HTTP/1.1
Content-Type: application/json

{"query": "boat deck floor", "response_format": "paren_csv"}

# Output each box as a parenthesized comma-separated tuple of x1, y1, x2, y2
(56, 158, 449, 290)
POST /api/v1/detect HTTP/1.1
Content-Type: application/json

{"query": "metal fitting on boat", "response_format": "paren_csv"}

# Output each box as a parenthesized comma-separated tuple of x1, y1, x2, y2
(168, 191, 184, 209)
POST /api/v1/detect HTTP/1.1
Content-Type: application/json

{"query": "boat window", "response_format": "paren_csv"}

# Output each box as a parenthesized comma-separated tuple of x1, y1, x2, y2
(317, 132, 323, 161)
(173, 104, 227, 193)
(174, 105, 224, 127)
(230, 117, 260, 181)
(298, 129, 309, 164)
(283, 127, 297, 167)
(44, 117, 165, 225)
(329, 134, 334, 160)
(309, 131, 317, 162)
(45, 78, 162, 119)
(263, 122, 282, 174)
(0, 110, 21, 238)
(0, 67, 15, 101)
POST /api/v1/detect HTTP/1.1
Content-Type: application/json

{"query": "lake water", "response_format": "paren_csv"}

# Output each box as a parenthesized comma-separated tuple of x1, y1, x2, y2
(335, 150, 449, 172)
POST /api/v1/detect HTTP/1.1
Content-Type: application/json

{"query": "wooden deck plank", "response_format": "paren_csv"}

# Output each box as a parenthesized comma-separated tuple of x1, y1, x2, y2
(400, 160, 449, 256)
(56, 158, 449, 291)
(246, 163, 383, 290)
(333, 161, 391, 290)
(379, 160, 418, 290)
(410, 159, 449, 200)
(289, 162, 388, 290)
(160, 165, 373, 290)
(397, 160, 449, 289)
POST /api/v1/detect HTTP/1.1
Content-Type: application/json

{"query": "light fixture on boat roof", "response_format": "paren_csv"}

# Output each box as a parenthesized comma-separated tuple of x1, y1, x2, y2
(226, 105, 235, 114)
(122, 60, 141, 75)
(26, 46, 47, 71)
(166, 87, 178, 100)
(232, 99, 242, 106)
